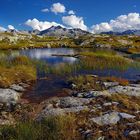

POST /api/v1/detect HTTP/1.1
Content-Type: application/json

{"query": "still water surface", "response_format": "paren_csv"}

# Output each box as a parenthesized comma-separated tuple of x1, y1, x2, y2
(8, 48, 140, 102)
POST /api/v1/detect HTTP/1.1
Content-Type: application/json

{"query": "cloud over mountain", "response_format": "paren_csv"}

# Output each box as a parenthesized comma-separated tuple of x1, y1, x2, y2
(25, 12, 140, 34)
(8, 25, 15, 30)
(25, 18, 63, 31)
(91, 13, 140, 33)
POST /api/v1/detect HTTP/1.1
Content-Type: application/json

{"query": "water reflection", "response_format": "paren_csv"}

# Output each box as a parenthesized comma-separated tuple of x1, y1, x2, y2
(1, 48, 138, 102)
(2, 48, 139, 82)
(20, 48, 77, 64)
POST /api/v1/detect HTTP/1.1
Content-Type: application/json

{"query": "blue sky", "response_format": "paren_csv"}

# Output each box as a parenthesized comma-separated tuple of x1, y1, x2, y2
(0, 0, 140, 33)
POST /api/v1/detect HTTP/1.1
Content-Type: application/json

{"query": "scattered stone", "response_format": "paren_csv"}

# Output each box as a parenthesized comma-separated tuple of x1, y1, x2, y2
(19, 83, 29, 88)
(119, 113, 135, 119)
(118, 39, 133, 45)
(124, 129, 140, 137)
(0, 89, 21, 103)
(94, 104, 102, 109)
(0, 113, 15, 125)
(77, 92, 84, 98)
(71, 83, 77, 88)
(136, 111, 140, 114)
(103, 102, 112, 106)
(10, 84, 25, 92)
(103, 82, 119, 89)
(37, 97, 90, 120)
(129, 130, 140, 135)
(112, 102, 119, 105)
(59, 97, 90, 108)
(0, 118, 15, 125)
(64, 106, 89, 113)
(126, 121, 140, 126)
(108, 85, 140, 96)
(90, 112, 135, 126)
(37, 105, 88, 121)
(103, 102, 119, 106)
(83, 130, 92, 138)
(74, 91, 109, 98)
(97, 136, 105, 140)
(91, 75, 98, 78)
(90, 112, 120, 125)
(37, 108, 65, 120)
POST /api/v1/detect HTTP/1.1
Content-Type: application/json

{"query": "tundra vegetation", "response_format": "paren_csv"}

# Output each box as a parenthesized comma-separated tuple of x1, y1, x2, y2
(0, 33, 140, 140)
(45, 50, 140, 75)
(0, 55, 36, 88)
(0, 32, 140, 53)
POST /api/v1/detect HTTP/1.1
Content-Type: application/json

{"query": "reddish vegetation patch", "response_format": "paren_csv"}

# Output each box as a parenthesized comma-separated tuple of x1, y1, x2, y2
(102, 76, 129, 86)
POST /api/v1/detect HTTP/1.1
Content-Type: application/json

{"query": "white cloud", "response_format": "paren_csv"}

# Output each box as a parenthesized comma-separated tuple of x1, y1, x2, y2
(25, 18, 63, 31)
(68, 10, 75, 15)
(8, 25, 15, 30)
(91, 22, 112, 34)
(62, 15, 87, 31)
(51, 3, 66, 14)
(91, 13, 140, 33)
(0, 26, 6, 32)
(41, 8, 49, 13)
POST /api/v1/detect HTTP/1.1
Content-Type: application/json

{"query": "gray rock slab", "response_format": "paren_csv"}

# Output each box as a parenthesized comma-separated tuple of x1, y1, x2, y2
(0, 89, 21, 103)
(108, 85, 140, 96)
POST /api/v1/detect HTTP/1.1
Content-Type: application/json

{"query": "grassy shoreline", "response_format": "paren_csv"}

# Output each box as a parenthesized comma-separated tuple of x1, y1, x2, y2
(0, 56, 37, 88)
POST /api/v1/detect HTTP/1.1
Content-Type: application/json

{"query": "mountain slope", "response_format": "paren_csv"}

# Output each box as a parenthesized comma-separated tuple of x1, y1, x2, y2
(101, 30, 140, 36)
(39, 26, 91, 37)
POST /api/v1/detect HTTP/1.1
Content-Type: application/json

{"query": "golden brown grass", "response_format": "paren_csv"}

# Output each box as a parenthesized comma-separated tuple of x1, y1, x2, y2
(127, 47, 140, 54)
(0, 56, 37, 88)
(79, 51, 130, 71)
(0, 115, 80, 140)
(102, 76, 129, 86)
(68, 75, 104, 91)
(108, 94, 140, 111)
(0, 65, 36, 88)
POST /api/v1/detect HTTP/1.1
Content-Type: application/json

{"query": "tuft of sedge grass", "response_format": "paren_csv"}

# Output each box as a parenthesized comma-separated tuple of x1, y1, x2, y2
(0, 56, 37, 88)
(102, 76, 129, 86)
(79, 51, 130, 71)
(0, 65, 36, 88)
(11, 56, 33, 65)
(79, 50, 116, 57)
(0, 115, 80, 140)
(127, 48, 140, 54)
(68, 75, 104, 91)
(108, 94, 140, 111)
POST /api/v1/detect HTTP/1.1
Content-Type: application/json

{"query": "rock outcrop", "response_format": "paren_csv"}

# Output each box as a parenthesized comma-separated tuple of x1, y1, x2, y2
(0, 89, 21, 103)
(90, 112, 135, 126)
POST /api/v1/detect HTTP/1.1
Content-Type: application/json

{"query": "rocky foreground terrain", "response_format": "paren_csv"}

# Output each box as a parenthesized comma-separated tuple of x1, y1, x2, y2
(0, 76, 140, 139)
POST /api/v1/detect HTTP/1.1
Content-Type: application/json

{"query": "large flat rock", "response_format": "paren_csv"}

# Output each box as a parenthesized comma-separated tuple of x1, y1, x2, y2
(90, 112, 135, 126)
(108, 85, 140, 96)
(59, 97, 90, 108)
(37, 97, 90, 120)
(10, 84, 25, 92)
(0, 89, 21, 103)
